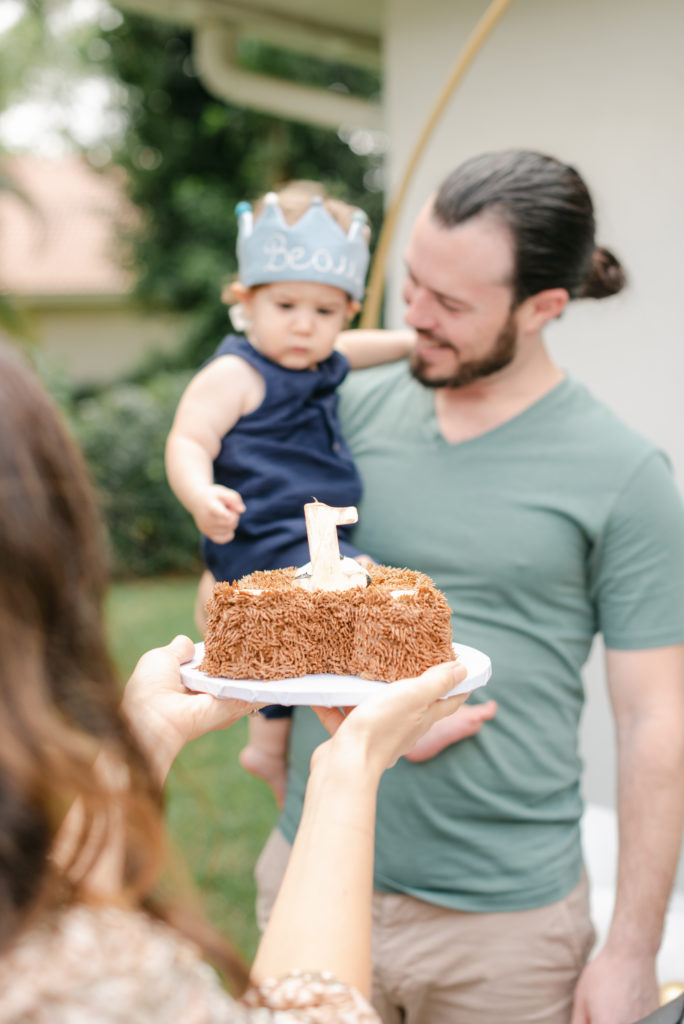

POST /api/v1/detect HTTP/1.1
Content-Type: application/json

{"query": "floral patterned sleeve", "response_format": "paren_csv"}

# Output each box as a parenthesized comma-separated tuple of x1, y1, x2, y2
(0, 906, 379, 1024)
(239, 970, 380, 1022)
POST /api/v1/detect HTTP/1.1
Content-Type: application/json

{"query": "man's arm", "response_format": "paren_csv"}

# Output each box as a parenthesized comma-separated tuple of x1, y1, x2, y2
(572, 643, 684, 1024)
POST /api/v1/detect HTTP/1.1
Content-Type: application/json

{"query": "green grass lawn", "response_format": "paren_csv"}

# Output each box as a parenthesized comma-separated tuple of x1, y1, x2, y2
(106, 576, 280, 962)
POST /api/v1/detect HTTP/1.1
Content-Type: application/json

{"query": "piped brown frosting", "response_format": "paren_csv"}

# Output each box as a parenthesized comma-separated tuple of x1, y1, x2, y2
(200, 564, 455, 682)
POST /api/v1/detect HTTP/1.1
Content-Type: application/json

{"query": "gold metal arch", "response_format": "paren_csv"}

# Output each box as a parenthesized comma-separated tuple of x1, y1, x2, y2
(360, 0, 516, 328)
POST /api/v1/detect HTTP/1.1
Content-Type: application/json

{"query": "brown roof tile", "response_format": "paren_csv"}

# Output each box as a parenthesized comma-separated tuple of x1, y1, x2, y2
(0, 154, 137, 297)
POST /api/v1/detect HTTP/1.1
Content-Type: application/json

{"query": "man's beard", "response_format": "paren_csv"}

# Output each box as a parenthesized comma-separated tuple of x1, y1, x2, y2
(410, 310, 518, 389)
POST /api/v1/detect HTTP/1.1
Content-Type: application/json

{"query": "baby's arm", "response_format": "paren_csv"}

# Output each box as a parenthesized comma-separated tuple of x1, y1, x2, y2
(335, 328, 416, 370)
(165, 356, 264, 542)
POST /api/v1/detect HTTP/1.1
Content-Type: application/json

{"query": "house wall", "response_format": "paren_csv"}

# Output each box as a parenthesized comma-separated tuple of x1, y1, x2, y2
(384, 0, 684, 880)
(3, 301, 186, 385)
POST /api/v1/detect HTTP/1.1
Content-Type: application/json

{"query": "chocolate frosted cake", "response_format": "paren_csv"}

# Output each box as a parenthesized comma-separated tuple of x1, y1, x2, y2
(200, 563, 455, 682)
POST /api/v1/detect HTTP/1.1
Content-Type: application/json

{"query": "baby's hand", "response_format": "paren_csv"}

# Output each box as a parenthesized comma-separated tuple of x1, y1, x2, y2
(193, 485, 245, 543)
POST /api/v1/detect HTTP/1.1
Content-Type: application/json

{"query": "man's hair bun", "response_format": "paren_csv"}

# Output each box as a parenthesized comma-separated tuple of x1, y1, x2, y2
(578, 246, 626, 299)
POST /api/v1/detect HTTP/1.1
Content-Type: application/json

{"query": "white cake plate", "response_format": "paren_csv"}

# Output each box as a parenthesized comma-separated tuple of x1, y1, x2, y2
(180, 642, 491, 707)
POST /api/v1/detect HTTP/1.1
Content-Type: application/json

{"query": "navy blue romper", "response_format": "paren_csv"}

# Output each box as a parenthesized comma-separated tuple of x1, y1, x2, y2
(201, 335, 364, 714)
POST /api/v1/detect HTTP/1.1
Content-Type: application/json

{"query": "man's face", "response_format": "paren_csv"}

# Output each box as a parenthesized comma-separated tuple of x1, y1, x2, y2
(403, 204, 519, 389)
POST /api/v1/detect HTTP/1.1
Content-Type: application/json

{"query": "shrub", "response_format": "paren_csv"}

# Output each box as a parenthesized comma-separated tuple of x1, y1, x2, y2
(66, 370, 202, 578)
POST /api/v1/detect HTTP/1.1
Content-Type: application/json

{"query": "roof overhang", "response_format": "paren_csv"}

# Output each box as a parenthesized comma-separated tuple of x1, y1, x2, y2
(113, 0, 384, 129)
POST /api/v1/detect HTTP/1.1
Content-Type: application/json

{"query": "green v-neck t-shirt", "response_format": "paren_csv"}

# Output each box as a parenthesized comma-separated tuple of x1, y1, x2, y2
(280, 364, 684, 911)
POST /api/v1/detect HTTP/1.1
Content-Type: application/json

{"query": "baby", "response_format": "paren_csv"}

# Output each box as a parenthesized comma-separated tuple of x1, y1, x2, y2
(166, 182, 496, 805)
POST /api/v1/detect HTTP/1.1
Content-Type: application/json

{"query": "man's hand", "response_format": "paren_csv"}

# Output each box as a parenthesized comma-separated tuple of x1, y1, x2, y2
(571, 948, 659, 1024)
(404, 698, 497, 761)
(191, 484, 245, 542)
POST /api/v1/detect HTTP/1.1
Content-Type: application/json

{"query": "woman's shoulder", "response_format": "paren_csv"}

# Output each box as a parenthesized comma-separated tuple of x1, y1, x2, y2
(0, 905, 380, 1023)
(0, 903, 235, 1023)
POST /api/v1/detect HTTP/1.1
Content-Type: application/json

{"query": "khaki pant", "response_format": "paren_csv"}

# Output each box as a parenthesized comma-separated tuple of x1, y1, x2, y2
(255, 827, 596, 1024)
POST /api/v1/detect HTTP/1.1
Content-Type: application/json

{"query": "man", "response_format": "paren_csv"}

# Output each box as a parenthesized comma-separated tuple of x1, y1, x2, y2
(255, 150, 684, 1024)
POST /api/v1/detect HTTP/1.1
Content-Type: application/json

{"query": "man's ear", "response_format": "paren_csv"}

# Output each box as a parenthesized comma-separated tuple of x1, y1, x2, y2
(517, 288, 569, 332)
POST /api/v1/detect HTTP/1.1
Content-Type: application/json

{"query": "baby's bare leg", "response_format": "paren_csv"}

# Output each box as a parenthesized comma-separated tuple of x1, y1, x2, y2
(240, 715, 291, 808)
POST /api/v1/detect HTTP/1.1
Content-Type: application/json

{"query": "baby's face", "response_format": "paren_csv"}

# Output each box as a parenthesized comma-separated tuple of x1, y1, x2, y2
(242, 281, 357, 370)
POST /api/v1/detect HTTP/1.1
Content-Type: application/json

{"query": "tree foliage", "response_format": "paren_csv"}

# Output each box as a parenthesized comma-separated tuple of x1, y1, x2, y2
(0, 1, 49, 112)
(0, 161, 34, 338)
(96, 12, 385, 370)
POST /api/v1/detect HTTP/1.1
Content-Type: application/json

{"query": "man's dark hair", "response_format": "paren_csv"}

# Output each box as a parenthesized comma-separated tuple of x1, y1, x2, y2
(433, 149, 626, 303)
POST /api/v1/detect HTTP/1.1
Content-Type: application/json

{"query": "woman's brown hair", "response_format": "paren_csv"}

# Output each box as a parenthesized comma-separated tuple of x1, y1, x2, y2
(0, 344, 247, 989)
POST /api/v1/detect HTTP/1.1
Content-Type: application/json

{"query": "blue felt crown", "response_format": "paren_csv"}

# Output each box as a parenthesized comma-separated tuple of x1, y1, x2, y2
(236, 193, 370, 300)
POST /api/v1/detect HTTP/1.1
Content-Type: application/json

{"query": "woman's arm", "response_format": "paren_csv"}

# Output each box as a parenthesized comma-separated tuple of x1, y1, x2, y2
(250, 663, 468, 994)
(336, 328, 416, 370)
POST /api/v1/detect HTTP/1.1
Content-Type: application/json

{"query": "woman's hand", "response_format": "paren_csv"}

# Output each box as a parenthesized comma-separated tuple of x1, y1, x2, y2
(313, 660, 469, 779)
(121, 635, 261, 783)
